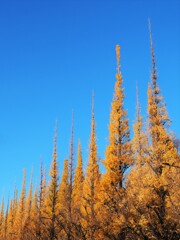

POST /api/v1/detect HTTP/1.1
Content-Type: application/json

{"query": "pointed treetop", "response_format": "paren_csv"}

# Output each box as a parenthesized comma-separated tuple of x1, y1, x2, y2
(136, 81, 140, 118)
(28, 168, 33, 196)
(70, 110, 74, 159)
(148, 18, 157, 89)
(54, 119, 58, 141)
(148, 18, 153, 50)
(92, 89, 95, 120)
(116, 44, 120, 74)
(78, 138, 81, 148)
(71, 110, 74, 130)
(90, 90, 96, 138)
(50, 120, 58, 178)
(53, 119, 58, 157)
(40, 155, 43, 181)
(77, 139, 82, 162)
(136, 81, 139, 107)
(23, 168, 26, 185)
(69, 110, 74, 193)
(6, 194, 9, 214)
(0, 196, 4, 213)
(39, 158, 44, 198)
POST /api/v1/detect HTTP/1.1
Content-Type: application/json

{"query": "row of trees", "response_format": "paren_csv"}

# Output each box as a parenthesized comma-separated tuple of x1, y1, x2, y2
(0, 31, 179, 239)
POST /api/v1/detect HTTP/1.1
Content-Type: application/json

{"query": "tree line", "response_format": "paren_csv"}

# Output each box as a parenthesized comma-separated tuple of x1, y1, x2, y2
(0, 29, 179, 240)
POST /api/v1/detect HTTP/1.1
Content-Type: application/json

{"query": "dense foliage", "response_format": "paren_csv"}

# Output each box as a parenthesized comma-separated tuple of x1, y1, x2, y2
(0, 34, 179, 240)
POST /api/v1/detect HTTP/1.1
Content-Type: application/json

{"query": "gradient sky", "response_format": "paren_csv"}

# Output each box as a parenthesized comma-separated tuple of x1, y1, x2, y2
(0, 0, 180, 203)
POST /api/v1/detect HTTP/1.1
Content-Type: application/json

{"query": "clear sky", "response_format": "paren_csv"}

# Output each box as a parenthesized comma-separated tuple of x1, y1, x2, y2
(0, 0, 179, 202)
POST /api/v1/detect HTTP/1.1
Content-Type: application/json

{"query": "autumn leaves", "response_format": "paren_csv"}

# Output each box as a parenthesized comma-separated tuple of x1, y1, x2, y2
(0, 39, 179, 240)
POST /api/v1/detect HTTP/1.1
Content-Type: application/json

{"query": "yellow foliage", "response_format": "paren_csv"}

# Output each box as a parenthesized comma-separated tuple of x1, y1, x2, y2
(1, 42, 179, 240)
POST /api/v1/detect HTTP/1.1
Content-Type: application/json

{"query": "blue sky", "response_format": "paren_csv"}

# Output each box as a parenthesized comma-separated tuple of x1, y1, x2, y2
(0, 0, 179, 202)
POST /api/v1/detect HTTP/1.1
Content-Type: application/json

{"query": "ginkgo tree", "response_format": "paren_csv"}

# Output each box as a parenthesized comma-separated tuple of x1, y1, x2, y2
(0, 27, 179, 240)
(99, 44, 132, 240)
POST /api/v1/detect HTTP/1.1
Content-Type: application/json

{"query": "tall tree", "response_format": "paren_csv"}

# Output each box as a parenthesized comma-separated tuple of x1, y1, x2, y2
(103, 44, 132, 188)
(17, 169, 26, 240)
(30, 188, 40, 240)
(23, 174, 33, 239)
(8, 184, 18, 239)
(145, 21, 180, 239)
(72, 140, 85, 239)
(67, 113, 75, 240)
(4, 197, 9, 239)
(100, 45, 132, 239)
(73, 140, 84, 207)
(58, 114, 75, 240)
(7, 199, 14, 239)
(36, 160, 47, 239)
(82, 93, 100, 240)
(58, 159, 69, 239)
(147, 21, 178, 172)
(45, 123, 59, 240)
